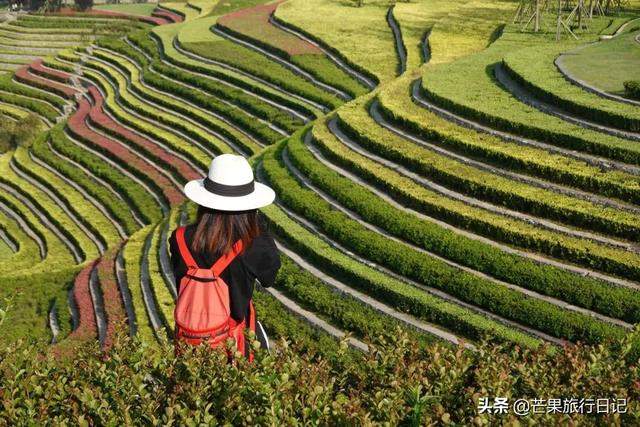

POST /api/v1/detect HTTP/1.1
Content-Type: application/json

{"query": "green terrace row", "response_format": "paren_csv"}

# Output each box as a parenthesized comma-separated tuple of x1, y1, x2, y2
(212, 14, 369, 100)
(292, 126, 640, 324)
(373, 86, 640, 241)
(81, 50, 262, 156)
(69, 53, 259, 157)
(311, 110, 640, 285)
(12, 145, 121, 251)
(29, 134, 133, 237)
(0, 73, 67, 113)
(173, 24, 344, 111)
(49, 125, 161, 226)
(377, 75, 640, 205)
(0, 151, 96, 264)
(0, 27, 94, 41)
(261, 135, 631, 345)
(501, 45, 640, 132)
(46, 54, 212, 172)
(420, 28, 640, 166)
(93, 37, 287, 145)
(125, 30, 305, 134)
(143, 25, 321, 121)
(260, 201, 542, 350)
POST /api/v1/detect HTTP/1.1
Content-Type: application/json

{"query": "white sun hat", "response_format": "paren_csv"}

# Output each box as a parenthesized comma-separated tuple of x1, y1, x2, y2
(184, 154, 275, 211)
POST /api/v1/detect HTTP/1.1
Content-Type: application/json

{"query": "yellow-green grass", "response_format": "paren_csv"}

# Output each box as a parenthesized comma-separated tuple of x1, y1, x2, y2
(320, 103, 640, 278)
(160, 2, 200, 21)
(0, 28, 93, 42)
(176, 15, 343, 109)
(0, 208, 40, 271)
(274, 0, 397, 82)
(560, 30, 640, 95)
(123, 225, 160, 345)
(503, 43, 640, 127)
(209, 0, 269, 17)
(13, 146, 121, 250)
(378, 74, 640, 200)
(216, 2, 367, 97)
(148, 221, 175, 332)
(95, 3, 159, 16)
(87, 49, 260, 154)
(0, 157, 75, 276)
(0, 152, 100, 263)
(2, 23, 95, 34)
(0, 103, 29, 121)
(420, 22, 640, 164)
(155, 21, 325, 117)
(187, 0, 219, 17)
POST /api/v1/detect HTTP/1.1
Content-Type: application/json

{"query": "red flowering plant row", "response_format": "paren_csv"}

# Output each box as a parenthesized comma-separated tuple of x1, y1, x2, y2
(66, 261, 98, 342)
(14, 66, 77, 99)
(86, 86, 201, 183)
(151, 8, 183, 24)
(66, 93, 183, 207)
(28, 59, 74, 86)
(96, 245, 126, 349)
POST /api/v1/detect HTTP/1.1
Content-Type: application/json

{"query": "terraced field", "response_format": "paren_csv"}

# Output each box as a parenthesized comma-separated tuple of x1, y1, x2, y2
(1, 0, 639, 361)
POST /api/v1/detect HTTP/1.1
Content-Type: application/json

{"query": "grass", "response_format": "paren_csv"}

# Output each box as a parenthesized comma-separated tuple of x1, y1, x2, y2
(274, 0, 397, 82)
(153, 21, 324, 117)
(95, 3, 159, 17)
(560, 29, 640, 95)
(0, 237, 11, 260)
(503, 44, 640, 130)
(420, 21, 640, 165)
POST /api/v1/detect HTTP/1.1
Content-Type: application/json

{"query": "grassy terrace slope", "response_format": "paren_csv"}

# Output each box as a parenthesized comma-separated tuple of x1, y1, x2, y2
(1, 0, 640, 367)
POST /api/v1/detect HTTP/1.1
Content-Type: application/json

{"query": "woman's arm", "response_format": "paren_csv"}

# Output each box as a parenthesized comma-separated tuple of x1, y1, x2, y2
(244, 232, 281, 288)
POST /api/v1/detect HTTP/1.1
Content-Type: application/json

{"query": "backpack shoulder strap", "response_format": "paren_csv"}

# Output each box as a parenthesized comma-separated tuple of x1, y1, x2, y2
(211, 239, 243, 277)
(176, 226, 198, 269)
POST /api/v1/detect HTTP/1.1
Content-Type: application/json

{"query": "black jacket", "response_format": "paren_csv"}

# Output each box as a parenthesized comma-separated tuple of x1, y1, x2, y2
(169, 222, 281, 322)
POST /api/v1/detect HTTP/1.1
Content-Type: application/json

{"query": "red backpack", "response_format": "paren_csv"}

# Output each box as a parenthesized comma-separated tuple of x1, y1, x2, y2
(174, 226, 256, 361)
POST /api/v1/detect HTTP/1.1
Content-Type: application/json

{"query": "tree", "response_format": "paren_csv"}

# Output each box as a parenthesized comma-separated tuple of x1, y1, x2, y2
(75, 0, 93, 11)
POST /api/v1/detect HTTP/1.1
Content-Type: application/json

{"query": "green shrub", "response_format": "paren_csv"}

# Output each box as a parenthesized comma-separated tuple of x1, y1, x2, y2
(0, 324, 639, 424)
(624, 80, 640, 100)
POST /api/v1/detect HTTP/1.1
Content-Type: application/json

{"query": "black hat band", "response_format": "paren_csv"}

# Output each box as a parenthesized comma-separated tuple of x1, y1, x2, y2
(203, 177, 255, 197)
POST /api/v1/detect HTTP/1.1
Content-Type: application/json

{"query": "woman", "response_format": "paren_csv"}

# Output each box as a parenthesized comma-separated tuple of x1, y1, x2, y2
(169, 154, 281, 359)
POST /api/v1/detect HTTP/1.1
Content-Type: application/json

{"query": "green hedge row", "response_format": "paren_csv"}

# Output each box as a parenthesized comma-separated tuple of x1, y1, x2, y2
(357, 104, 640, 242)
(79, 60, 236, 157)
(144, 31, 318, 122)
(311, 116, 640, 286)
(502, 60, 640, 132)
(261, 135, 627, 345)
(421, 73, 640, 166)
(0, 74, 67, 109)
(0, 191, 48, 258)
(213, 22, 367, 99)
(376, 88, 640, 209)
(127, 30, 305, 133)
(0, 89, 59, 123)
(85, 52, 259, 156)
(50, 125, 161, 226)
(294, 127, 640, 323)
(275, 256, 438, 349)
(94, 38, 284, 146)
(624, 81, 640, 100)
(31, 133, 139, 235)
(10, 153, 109, 254)
(262, 202, 541, 349)
(0, 175, 85, 263)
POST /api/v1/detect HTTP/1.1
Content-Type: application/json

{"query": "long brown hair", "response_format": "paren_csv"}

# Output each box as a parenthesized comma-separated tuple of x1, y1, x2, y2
(191, 206, 261, 257)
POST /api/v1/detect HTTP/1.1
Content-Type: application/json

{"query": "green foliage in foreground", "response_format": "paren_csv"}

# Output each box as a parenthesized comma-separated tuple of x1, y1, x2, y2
(1, 321, 639, 424)
(625, 80, 640, 100)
